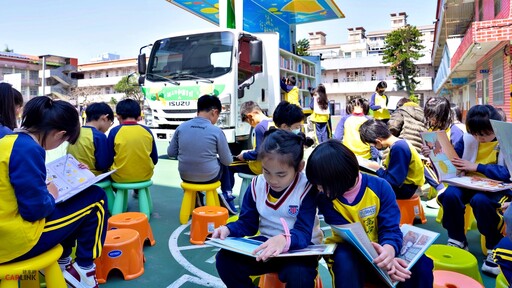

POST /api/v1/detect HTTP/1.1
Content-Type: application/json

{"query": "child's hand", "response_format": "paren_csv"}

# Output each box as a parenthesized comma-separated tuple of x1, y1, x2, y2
(211, 225, 230, 239)
(421, 145, 431, 157)
(77, 162, 89, 170)
(47, 182, 59, 199)
(451, 158, 478, 172)
(372, 243, 395, 272)
(389, 258, 411, 282)
(367, 161, 381, 171)
(502, 202, 511, 212)
(235, 153, 244, 161)
(253, 235, 287, 262)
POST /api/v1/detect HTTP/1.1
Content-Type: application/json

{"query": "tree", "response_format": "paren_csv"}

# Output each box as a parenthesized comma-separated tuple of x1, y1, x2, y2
(296, 38, 310, 56)
(114, 75, 144, 104)
(382, 25, 425, 98)
(70, 86, 103, 105)
(3, 45, 13, 52)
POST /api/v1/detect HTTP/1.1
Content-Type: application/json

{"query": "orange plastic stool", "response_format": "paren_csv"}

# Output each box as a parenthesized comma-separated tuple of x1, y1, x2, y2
(396, 194, 426, 225)
(94, 228, 144, 284)
(190, 206, 228, 244)
(433, 270, 484, 288)
(179, 181, 221, 224)
(258, 272, 323, 288)
(108, 212, 156, 246)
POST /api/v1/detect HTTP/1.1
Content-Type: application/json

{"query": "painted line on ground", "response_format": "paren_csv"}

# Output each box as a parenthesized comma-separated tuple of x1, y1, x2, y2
(168, 224, 225, 288)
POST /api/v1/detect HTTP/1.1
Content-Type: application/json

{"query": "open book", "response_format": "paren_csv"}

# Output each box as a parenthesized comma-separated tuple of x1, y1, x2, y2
(491, 120, 512, 180)
(46, 154, 115, 203)
(356, 156, 380, 174)
(331, 223, 439, 287)
(205, 237, 336, 257)
(420, 131, 512, 192)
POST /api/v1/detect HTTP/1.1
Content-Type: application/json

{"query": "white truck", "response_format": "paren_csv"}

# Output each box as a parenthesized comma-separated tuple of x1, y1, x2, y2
(137, 28, 318, 152)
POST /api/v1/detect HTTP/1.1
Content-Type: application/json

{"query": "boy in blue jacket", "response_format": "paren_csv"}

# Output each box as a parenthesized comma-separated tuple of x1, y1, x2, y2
(438, 105, 511, 276)
(359, 119, 425, 199)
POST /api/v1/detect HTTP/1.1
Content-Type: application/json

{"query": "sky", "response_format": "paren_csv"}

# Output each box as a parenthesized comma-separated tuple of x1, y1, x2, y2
(1, 0, 438, 64)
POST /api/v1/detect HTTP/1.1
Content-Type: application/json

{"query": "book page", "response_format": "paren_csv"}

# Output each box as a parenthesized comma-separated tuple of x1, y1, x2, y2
(491, 120, 512, 179)
(205, 237, 336, 257)
(420, 131, 458, 181)
(398, 225, 439, 269)
(356, 156, 379, 174)
(443, 176, 512, 192)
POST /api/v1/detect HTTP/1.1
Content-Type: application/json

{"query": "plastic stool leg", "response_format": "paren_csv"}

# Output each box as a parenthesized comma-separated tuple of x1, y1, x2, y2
(205, 190, 218, 206)
(138, 189, 151, 220)
(146, 187, 153, 213)
(180, 190, 194, 224)
(105, 186, 115, 214)
(1, 280, 19, 288)
(112, 189, 128, 216)
(42, 262, 66, 288)
(214, 192, 220, 206)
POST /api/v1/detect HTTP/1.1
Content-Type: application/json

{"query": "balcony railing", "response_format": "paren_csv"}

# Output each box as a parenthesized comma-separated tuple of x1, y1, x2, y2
(450, 24, 474, 69)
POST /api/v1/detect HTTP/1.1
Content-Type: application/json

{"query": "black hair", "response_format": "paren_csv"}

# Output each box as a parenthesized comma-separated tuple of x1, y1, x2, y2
(85, 102, 114, 122)
(496, 107, 507, 122)
(376, 81, 387, 91)
(273, 101, 304, 127)
(0, 82, 23, 130)
(21, 96, 80, 147)
(359, 119, 391, 145)
(466, 105, 502, 136)
(240, 100, 262, 122)
(258, 129, 304, 172)
(197, 94, 221, 113)
(314, 84, 329, 110)
(346, 97, 369, 115)
(116, 98, 141, 119)
(424, 97, 452, 130)
(306, 140, 359, 200)
(287, 76, 296, 86)
(450, 104, 463, 123)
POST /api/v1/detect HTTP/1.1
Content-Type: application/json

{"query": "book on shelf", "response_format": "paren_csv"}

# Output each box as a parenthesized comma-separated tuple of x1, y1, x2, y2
(46, 154, 115, 203)
(205, 237, 336, 258)
(420, 131, 512, 192)
(331, 223, 439, 288)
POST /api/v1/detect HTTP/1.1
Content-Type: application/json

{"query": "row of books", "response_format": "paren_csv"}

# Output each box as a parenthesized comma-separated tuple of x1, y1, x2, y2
(279, 56, 315, 76)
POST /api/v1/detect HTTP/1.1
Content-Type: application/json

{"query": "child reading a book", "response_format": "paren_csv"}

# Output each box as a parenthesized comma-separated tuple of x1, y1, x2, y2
(438, 104, 511, 276)
(212, 129, 322, 287)
(359, 119, 425, 199)
(272, 100, 314, 148)
(67, 102, 114, 176)
(306, 140, 433, 288)
(0, 96, 107, 288)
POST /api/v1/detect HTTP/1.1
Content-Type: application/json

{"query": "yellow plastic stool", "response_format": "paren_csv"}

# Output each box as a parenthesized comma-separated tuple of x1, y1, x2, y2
(495, 271, 509, 288)
(425, 244, 483, 284)
(179, 181, 221, 224)
(436, 204, 475, 232)
(0, 245, 66, 288)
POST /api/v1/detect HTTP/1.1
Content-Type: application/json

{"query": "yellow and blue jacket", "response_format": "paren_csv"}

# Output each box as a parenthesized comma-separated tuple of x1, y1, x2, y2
(67, 126, 113, 176)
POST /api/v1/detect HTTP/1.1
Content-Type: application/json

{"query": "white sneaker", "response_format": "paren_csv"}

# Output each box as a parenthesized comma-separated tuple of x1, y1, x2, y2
(426, 198, 440, 209)
(57, 256, 72, 271)
(447, 238, 468, 251)
(63, 262, 99, 288)
(482, 250, 501, 276)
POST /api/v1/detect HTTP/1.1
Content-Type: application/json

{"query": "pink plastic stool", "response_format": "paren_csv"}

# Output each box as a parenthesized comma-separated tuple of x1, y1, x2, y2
(433, 270, 484, 288)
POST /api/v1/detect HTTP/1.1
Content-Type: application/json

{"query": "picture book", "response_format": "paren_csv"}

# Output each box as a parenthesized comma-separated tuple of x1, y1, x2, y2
(330, 223, 439, 287)
(491, 120, 512, 180)
(356, 156, 380, 174)
(205, 237, 336, 258)
(420, 131, 512, 192)
(46, 154, 115, 203)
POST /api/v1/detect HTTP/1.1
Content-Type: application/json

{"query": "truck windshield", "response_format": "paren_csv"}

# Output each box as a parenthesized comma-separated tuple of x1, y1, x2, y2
(147, 31, 234, 82)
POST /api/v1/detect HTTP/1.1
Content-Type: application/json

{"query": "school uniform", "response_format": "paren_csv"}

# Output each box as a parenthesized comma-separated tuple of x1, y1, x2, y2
(377, 139, 425, 199)
(0, 133, 107, 267)
(67, 126, 113, 176)
(369, 93, 390, 122)
(334, 113, 372, 159)
(216, 172, 322, 287)
(494, 237, 512, 285)
(108, 121, 158, 182)
(309, 96, 331, 144)
(0, 125, 12, 139)
(439, 133, 512, 249)
(280, 79, 300, 106)
(318, 173, 433, 288)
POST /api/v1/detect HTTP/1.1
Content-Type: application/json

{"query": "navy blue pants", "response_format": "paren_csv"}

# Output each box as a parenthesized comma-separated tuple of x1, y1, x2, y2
(494, 236, 512, 284)
(13, 186, 108, 267)
(216, 238, 319, 288)
(390, 183, 418, 200)
(224, 161, 256, 194)
(326, 242, 433, 288)
(313, 122, 331, 144)
(438, 186, 511, 249)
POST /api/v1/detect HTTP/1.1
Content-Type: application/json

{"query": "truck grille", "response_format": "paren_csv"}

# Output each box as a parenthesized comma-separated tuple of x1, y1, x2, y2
(162, 109, 196, 113)
(165, 117, 194, 122)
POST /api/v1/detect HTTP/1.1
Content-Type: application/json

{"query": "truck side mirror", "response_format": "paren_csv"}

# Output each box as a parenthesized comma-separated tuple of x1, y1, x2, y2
(249, 40, 263, 66)
(138, 54, 147, 75)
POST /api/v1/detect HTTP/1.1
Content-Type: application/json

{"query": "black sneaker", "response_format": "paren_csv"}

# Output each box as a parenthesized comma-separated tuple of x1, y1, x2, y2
(447, 238, 468, 250)
(482, 250, 501, 276)
(219, 192, 238, 214)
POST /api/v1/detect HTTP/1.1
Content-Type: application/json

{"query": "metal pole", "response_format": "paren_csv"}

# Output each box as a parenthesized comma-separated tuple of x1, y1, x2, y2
(41, 56, 46, 96)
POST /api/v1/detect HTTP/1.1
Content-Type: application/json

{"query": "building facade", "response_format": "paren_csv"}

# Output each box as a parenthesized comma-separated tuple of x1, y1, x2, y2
(432, 0, 512, 120)
(307, 13, 435, 115)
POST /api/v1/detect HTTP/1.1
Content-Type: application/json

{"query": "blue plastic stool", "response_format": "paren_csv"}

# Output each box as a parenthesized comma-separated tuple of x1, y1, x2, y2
(238, 173, 256, 207)
(111, 180, 153, 220)
(95, 179, 115, 214)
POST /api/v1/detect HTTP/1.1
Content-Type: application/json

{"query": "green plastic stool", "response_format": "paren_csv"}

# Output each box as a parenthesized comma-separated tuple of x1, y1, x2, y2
(111, 180, 153, 220)
(238, 173, 255, 207)
(425, 244, 483, 284)
(496, 272, 509, 288)
(94, 179, 115, 214)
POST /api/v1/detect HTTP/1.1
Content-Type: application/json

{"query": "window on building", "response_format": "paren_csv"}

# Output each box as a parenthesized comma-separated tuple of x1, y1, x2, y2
(333, 78, 338, 83)
(29, 87, 38, 96)
(344, 52, 351, 58)
(95, 71, 101, 78)
(115, 70, 119, 77)
(356, 51, 362, 58)
(105, 87, 111, 94)
(478, 0, 484, 20)
(371, 70, 377, 81)
(494, 0, 501, 17)
(29, 70, 39, 80)
(492, 55, 504, 104)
